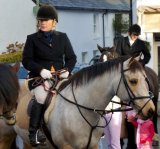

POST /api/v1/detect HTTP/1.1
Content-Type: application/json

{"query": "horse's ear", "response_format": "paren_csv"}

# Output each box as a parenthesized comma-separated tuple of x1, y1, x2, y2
(11, 62, 20, 73)
(131, 53, 141, 61)
(134, 55, 141, 62)
(97, 44, 103, 53)
(124, 55, 141, 70)
(123, 57, 131, 70)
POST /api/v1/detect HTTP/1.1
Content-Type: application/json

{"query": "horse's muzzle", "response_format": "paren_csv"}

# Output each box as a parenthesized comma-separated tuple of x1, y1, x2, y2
(141, 108, 155, 120)
(147, 108, 155, 119)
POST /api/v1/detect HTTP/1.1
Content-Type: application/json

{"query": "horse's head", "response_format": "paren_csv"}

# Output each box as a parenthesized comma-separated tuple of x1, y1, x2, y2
(97, 44, 119, 62)
(120, 56, 155, 119)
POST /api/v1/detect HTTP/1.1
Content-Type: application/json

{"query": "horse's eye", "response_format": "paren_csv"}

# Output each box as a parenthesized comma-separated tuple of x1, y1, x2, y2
(129, 79, 138, 85)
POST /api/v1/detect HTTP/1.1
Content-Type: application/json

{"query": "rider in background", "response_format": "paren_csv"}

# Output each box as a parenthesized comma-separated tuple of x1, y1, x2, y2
(114, 24, 151, 67)
(22, 4, 77, 147)
(114, 24, 151, 149)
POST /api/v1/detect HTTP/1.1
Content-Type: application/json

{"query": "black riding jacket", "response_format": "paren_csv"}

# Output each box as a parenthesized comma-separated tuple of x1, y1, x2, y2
(115, 36, 151, 65)
(22, 30, 77, 78)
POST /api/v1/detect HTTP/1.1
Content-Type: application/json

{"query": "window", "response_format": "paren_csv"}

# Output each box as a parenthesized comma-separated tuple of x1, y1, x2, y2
(82, 52, 88, 63)
(93, 49, 99, 57)
(154, 33, 160, 41)
(93, 13, 99, 37)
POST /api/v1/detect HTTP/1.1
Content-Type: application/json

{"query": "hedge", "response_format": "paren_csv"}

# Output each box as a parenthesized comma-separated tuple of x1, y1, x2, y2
(0, 51, 22, 63)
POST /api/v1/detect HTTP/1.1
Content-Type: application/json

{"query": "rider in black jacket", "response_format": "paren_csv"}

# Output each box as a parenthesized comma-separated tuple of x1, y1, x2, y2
(114, 24, 151, 66)
(22, 5, 77, 146)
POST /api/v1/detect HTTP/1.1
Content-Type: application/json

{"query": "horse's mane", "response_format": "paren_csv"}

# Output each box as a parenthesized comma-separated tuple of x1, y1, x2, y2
(0, 63, 19, 108)
(59, 55, 143, 91)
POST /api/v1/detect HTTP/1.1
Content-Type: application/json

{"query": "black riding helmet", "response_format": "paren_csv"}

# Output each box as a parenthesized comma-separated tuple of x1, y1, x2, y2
(37, 5, 58, 22)
(128, 24, 141, 35)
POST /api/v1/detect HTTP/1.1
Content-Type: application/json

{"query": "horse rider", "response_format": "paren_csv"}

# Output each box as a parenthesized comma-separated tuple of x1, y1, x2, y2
(114, 24, 151, 67)
(22, 4, 77, 146)
(114, 24, 151, 149)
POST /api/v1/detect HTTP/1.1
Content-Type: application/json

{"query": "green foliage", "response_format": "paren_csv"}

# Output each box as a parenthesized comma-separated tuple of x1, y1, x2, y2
(0, 51, 22, 63)
(144, 41, 151, 51)
(113, 13, 129, 34)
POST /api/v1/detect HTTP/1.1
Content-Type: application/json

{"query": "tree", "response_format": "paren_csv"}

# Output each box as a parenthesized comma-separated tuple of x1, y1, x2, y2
(113, 13, 129, 36)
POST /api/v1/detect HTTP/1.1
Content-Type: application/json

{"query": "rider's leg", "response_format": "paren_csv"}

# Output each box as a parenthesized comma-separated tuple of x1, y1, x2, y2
(29, 81, 51, 146)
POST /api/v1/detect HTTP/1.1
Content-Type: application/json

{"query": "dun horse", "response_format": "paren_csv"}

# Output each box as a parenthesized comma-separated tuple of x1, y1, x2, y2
(97, 44, 159, 135)
(13, 56, 155, 149)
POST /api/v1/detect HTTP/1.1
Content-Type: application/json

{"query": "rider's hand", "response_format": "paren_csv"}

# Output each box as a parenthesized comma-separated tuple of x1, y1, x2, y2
(59, 70, 69, 79)
(40, 69, 52, 79)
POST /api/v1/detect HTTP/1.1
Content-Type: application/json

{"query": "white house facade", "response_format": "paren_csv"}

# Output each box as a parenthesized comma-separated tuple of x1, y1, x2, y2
(57, 10, 116, 63)
(0, 0, 36, 53)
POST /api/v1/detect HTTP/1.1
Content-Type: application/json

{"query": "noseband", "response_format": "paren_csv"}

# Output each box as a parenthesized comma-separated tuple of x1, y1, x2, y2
(0, 110, 16, 125)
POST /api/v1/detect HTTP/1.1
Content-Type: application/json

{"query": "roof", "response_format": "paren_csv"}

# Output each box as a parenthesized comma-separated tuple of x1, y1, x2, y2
(33, 0, 130, 12)
(138, 6, 160, 13)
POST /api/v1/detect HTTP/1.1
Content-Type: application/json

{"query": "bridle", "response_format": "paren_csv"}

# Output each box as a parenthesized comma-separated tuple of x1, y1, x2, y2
(0, 106, 16, 125)
(115, 62, 154, 113)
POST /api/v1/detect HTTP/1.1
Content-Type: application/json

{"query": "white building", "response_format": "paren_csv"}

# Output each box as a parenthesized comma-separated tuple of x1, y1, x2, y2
(0, 0, 36, 53)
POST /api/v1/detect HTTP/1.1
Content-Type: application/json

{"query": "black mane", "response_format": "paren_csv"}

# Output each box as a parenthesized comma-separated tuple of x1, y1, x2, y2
(0, 64, 19, 108)
(59, 56, 143, 91)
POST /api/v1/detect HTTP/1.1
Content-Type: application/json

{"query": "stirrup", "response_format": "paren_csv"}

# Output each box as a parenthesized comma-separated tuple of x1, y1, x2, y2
(35, 129, 46, 144)
(30, 129, 46, 146)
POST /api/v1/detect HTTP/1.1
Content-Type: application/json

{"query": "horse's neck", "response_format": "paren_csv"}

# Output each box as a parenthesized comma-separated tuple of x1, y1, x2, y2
(18, 79, 31, 99)
(72, 71, 120, 109)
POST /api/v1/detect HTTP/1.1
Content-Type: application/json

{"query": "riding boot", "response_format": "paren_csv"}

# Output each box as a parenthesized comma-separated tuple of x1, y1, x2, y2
(29, 100, 46, 147)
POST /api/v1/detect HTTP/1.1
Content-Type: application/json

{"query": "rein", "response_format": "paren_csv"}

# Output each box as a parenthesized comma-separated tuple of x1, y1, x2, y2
(120, 63, 153, 111)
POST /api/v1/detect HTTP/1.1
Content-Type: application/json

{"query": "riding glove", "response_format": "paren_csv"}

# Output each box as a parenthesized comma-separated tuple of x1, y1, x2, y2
(40, 69, 52, 79)
(59, 70, 69, 79)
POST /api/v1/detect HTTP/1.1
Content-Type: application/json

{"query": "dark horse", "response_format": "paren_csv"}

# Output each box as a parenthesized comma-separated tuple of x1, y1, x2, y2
(0, 63, 19, 149)
(97, 44, 159, 146)
(0, 63, 19, 116)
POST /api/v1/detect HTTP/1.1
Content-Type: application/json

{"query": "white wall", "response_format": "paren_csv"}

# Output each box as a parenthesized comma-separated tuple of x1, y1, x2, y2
(0, 0, 36, 53)
(56, 10, 114, 63)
